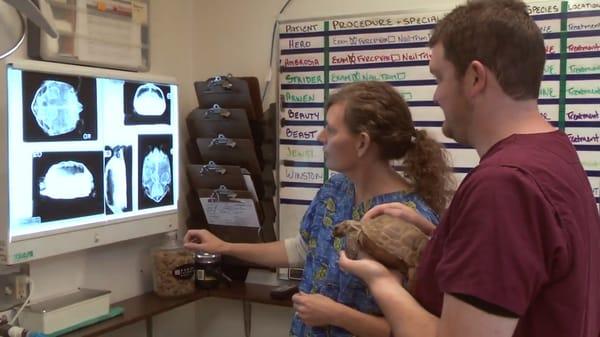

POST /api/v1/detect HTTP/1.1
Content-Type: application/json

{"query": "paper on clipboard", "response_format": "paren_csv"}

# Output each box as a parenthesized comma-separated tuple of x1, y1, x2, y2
(131, 1, 148, 24)
(241, 168, 259, 201)
(199, 197, 260, 228)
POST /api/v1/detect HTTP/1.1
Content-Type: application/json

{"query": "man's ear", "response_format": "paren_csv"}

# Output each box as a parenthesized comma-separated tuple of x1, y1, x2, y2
(464, 60, 487, 97)
(356, 132, 371, 158)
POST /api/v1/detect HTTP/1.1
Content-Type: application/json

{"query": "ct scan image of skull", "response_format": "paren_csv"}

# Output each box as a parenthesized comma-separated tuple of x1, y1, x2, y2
(31, 80, 83, 136)
(39, 161, 95, 199)
(133, 83, 166, 116)
(141, 147, 172, 203)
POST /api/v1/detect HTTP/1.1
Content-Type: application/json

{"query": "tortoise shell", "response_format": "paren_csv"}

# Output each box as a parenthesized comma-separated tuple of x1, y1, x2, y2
(334, 214, 429, 293)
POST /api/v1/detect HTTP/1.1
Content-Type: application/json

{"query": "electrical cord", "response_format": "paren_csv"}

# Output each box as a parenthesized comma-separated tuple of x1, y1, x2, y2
(0, 8, 27, 60)
(261, 0, 295, 103)
(9, 278, 34, 325)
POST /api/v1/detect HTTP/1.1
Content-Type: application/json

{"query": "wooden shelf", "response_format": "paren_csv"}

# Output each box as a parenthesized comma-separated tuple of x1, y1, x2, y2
(209, 281, 293, 307)
(61, 281, 294, 337)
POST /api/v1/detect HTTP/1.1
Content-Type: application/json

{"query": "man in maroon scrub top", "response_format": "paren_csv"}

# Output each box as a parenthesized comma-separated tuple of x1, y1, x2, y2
(339, 1, 600, 337)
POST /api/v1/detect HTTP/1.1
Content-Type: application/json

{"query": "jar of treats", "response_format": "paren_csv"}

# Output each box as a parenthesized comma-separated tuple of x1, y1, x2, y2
(195, 251, 222, 289)
(152, 231, 195, 297)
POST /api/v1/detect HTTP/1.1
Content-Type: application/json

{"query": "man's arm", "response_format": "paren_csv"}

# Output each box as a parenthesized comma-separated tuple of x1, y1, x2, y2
(342, 256, 519, 337)
(363, 202, 436, 235)
(438, 294, 518, 337)
(367, 273, 438, 337)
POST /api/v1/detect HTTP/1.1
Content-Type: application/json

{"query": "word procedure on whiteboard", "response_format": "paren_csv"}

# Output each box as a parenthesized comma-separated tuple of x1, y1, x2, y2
(199, 197, 260, 228)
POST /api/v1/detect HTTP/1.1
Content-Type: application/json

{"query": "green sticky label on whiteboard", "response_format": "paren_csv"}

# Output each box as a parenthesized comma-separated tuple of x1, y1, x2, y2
(13, 251, 33, 262)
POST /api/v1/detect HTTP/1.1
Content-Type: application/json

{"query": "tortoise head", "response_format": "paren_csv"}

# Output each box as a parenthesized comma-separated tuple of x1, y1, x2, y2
(333, 220, 362, 237)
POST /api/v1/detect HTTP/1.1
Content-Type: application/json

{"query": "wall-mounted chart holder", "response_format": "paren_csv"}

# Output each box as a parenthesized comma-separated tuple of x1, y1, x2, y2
(198, 185, 262, 228)
(258, 103, 277, 199)
(239, 76, 267, 167)
(238, 76, 264, 121)
(262, 103, 277, 166)
(188, 185, 250, 226)
(188, 185, 273, 277)
(195, 75, 256, 119)
(186, 73, 278, 279)
(186, 162, 247, 191)
(185, 181, 275, 241)
(195, 135, 264, 199)
(196, 135, 261, 176)
(259, 198, 277, 242)
(186, 161, 247, 222)
(186, 104, 253, 140)
(194, 74, 267, 168)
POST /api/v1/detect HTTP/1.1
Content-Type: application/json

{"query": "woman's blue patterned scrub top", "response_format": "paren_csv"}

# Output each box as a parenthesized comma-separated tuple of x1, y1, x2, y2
(290, 174, 439, 337)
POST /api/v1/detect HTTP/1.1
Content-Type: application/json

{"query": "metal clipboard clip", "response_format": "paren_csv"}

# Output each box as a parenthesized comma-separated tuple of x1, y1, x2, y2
(206, 74, 234, 90)
(204, 104, 232, 119)
(209, 185, 238, 202)
(209, 134, 237, 148)
(200, 161, 227, 175)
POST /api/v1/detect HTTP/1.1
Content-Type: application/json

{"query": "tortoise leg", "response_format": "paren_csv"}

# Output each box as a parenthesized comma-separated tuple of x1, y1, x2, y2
(407, 267, 417, 295)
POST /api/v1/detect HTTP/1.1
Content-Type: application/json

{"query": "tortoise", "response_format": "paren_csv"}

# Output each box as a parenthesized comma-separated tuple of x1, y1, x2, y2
(334, 214, 430, 293)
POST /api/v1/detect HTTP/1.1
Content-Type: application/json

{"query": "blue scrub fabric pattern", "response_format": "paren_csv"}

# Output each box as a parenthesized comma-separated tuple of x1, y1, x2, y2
(290, 174, 439, 337)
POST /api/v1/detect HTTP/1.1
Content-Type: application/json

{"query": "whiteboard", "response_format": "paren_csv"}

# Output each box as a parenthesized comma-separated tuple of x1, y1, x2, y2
(277, 0, 600, 277)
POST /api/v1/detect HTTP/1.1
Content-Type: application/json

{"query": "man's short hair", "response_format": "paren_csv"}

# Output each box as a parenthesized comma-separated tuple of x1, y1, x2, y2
(430, 0, 545, 100)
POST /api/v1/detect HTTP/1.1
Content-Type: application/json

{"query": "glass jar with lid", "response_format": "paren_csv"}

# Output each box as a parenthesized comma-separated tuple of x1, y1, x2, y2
(195, 251, 222, 289)
(152, 231, 195, 297)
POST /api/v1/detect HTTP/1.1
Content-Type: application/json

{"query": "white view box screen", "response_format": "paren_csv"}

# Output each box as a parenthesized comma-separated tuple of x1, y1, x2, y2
(7, 65, 179, 240)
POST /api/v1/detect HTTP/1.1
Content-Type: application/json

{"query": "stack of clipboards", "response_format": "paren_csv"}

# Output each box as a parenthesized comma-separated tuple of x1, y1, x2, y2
(186, 75, 277, 278)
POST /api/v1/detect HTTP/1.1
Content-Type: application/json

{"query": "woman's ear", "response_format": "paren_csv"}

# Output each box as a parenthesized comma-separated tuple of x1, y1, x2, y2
(356, 132, 371, 158)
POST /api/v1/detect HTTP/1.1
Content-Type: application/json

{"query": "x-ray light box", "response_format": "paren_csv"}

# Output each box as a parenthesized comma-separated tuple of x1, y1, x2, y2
(0, 60, 179, 264)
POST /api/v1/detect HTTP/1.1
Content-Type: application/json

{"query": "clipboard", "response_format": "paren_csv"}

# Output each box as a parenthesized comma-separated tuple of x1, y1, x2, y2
(186, 139, 202, 165)
(199, 186, 260, 228)
(259, 198, 277, 242)
(186, 161, 246, 191)
(195, 135, 265, 199)
(195, 135, 261, 176)
(187, 187, 274, 240)
(240, 168, 259, 202)
(185, 142, 265, 199)
(238, 76, 264, 121)
(194, 75, 256, 120)
(190, 186, 265, 240)
(186, 104, 253, 140)
(186, 184, 276, 272)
